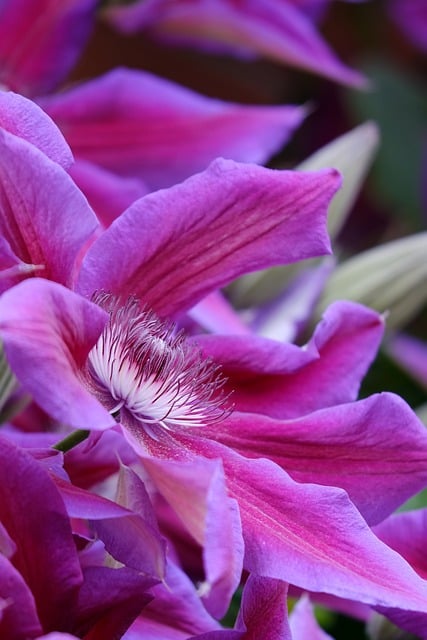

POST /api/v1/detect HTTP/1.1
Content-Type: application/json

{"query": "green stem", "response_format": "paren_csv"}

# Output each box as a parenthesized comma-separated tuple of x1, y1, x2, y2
(52, 429, 90, 453)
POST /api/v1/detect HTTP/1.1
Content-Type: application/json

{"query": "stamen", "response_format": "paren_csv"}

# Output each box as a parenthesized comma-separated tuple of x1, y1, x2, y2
(86, 293, 231, 436)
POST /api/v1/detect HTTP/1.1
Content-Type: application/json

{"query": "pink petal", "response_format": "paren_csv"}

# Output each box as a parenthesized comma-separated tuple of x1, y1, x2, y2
(374, 510, 427, 580)
(373, 510, 427, 638)
(55, 474, 166, 579)
(75, 566, 155, 639)
(78, 160, 338, 317)
(289, 595, 334, 640)
(0, 279, 115, 431)
(0, 128, 99, 291)
(105, 0, 367, 87)
(189, 291, 252, 335)
(128, 561, 222, 638)
(0, 0, 97, 95)
(0, 555, 43, 639)
(146, 431, 427, 612)
(0, 91, 73, 168)
(195, 300, 384, 418)
(386, 333, 427, 390)
(390, 0, 427, 52)
(40, 68, 306, 190)
(234, 575, 291, 639)
(0, 436, 83, 632)
(139, 455, 244, 619)
(203, 393, 427, 525)
(69, 159, 149, 228)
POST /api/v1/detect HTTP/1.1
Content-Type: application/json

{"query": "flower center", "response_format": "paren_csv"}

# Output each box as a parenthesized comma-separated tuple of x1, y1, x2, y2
(87, 294, 230, 437)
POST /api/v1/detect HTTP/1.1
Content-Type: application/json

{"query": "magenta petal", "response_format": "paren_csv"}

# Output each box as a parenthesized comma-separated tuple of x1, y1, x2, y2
(374, 510, 427, 580)
(140, 455, 244, 618)
(0, 128, 99, 291)
(0, 555, 42, 639)
(105, 0, 367, 87)
(55, 472, 166, 579)
(373, 510, 427, 638)
(0, 436, 83, 632)
(390, 0, 427, 52)
(234, 575, 291, 639)
(69, 159, 149, 228)
(0, 0, 97, 95)
(78, 160, 338, 316)
(386, 333, 427, 390)
(93, 464, 166, 579)
(166, 434, 427, 611)
(36, 635, 80, 640)
(74, 566, 155, 639)
(40, 68, 306, 190)
(196, 300, 384, 418)
(130, 561, 222, 638)
(0, 91, 73, 168)
(0, 279, 115, 430)
(289, 595, 334, 640)
(204, 393, 427, 525)
(189, 291, 252, 335)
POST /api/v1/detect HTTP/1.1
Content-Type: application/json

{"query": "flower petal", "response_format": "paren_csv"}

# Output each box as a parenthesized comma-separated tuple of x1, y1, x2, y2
(69, 159, 148, 228)
(203, 393, 427, 525)
(0, 128, 99, 291)
(0, 279, 115, 430)
(40, 68, 306, 190)
(0, 436, 83, 632)
(145, 431, 427, 612)
(128, 561, 222, 638)
(74, 566, 155, 639)
(0, 91, 73, 168)
(289, 595, 334, 640)
(234, 575, 291, 639)
(194, 300, 384, 418)
(139, 454, 244, 619)
(105, 0, 367, 87)
(0, 554, 42, 639)
(0, 0, 97, 95)
(78, 160, 338, 317)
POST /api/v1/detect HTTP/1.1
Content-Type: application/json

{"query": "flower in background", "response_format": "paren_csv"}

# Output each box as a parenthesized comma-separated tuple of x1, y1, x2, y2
(0, 0, 309, 226)
(104, 0, 367, 87)
(389, 0, 427, 53)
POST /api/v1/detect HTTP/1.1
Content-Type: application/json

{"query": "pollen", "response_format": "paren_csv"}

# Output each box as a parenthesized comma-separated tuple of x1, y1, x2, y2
(86, 294, 230, 436)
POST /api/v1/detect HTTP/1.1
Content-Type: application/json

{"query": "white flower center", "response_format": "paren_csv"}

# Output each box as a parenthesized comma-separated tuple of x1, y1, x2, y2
(87, 295, 229, 435)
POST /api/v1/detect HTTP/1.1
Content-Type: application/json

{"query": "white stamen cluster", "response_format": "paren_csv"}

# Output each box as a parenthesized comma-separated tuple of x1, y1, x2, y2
(87, 294, 230, 435)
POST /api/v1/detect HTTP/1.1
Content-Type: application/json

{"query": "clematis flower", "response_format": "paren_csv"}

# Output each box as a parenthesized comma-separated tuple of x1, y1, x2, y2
(3, 279, 427, 616)
(104, 0, 367, 87)
(3, 87, 427, 617)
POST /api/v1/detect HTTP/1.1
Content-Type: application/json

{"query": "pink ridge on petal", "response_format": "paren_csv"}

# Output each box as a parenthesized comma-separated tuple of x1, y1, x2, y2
(0, 91, 73, 168)
(78, 159, 338, 317)
(0, 128, 99, 291)
(203, 393, 427, 525)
